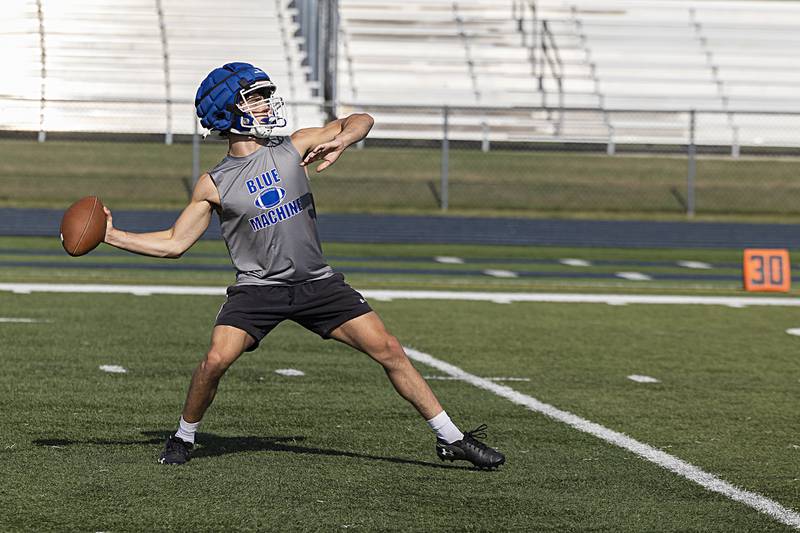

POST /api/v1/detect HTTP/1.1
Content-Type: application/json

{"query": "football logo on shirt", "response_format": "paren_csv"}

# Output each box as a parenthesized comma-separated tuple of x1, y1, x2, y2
(246, 168, 286, 209)
(254, 187, 286, 209)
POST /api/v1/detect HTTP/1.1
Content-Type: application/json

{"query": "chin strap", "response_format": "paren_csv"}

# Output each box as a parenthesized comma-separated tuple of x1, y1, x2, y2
(228, 127, 273, 138)
(226, 127, 274, 139)
(252, 125, 274, 138)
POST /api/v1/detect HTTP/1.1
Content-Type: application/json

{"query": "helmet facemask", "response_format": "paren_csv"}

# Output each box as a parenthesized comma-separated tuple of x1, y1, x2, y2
(230, 80, 287, 138)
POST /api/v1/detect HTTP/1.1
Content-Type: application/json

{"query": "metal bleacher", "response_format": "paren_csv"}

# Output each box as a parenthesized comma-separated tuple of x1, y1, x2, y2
(0, 0, 323, 138)
(2, 0, 799, 148)
(337, 0, 800, 148)
(337, 0, 600, 143)
(565, 0, 800, 147)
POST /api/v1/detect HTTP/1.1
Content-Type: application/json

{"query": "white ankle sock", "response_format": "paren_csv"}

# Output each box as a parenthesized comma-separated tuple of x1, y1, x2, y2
(426, 411, 463, 444)
(174, 416, 200, 444)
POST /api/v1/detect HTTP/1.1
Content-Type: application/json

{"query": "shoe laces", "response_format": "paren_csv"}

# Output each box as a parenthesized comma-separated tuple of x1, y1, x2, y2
(168, 435, 191, 451)
(462, 424, 490, 448)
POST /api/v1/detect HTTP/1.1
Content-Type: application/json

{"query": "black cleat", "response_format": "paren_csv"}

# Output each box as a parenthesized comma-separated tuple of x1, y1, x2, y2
(436, 424, 505, 469)
(158, 435, 193, 465)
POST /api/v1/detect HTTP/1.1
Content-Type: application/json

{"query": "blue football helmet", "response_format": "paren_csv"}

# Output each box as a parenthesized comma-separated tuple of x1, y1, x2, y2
(195, 62, 287, 138)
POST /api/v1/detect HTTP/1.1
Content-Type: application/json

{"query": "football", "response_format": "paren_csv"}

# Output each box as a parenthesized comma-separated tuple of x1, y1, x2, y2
(60, 196, 107, 256)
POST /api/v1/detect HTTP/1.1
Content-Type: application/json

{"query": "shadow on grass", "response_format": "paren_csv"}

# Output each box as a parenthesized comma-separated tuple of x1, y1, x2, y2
(33, 431, 474, 471)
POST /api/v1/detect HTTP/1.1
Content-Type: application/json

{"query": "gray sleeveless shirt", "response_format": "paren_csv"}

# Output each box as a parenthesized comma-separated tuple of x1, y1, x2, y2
(208, 136, 333, 286)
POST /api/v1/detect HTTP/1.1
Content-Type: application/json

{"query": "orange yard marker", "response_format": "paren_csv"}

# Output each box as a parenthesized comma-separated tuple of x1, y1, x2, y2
(743, 249, 791, 292)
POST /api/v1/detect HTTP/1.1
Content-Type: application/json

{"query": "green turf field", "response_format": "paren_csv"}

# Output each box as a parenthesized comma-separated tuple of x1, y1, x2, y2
(2, 237, 800, 531)
(2, 139, 800, 220)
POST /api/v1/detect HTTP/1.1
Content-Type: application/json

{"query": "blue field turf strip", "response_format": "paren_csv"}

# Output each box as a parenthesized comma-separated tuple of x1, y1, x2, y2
(0, 248, 744, 269)
(4, 207, 800, 248)
(0, 259, 752, 282)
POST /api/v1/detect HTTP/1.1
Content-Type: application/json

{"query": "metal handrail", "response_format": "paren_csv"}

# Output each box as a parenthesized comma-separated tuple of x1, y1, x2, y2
(513, 0, 538, 75)
(529, 0, 538, 70)
(690, 7, 739, 156)
(538, 20, 565, 135)
(568, 6, 613, 151)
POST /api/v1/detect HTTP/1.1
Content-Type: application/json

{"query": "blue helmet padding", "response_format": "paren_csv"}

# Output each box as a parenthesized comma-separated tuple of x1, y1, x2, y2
(195, 62, 271, 132)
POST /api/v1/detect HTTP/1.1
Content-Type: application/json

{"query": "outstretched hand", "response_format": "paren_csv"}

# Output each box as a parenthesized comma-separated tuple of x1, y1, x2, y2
(300, 138, 346, 173)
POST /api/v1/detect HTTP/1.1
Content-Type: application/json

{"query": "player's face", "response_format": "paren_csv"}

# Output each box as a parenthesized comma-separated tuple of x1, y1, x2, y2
(235, 80, 287, 133)
(238, 83, 275, 121)
(244, 93, 271, 118)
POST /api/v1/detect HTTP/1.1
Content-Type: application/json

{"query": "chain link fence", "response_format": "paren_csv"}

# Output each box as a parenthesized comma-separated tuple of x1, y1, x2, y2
(2, 98, 800, 218)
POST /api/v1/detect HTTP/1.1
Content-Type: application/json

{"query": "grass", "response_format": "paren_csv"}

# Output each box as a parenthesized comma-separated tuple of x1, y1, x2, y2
(2, 139, 800, 220)
(2, 282, 800, 530)
(2, 237, 800, 530)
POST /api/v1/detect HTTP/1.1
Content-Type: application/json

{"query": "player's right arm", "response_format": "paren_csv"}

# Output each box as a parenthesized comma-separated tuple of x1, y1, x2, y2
(103, 174, 219, 259)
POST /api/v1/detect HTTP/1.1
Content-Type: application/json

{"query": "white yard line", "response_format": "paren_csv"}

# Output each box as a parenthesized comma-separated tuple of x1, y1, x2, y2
(99, 365, 127, 374)
(434, 256, 465, 264)
(423, 375, 531, 382)
(483, 269, 519, 278)
(274, 368, 305, 377)
(678, 261, 713, 270)
(363, 290, 800, 307)
(0, 317, 48, 323)
(628, 374, 661, 383)
(3, 283, 800, 308)
(560, 258, 593, 267)
(0, 283, 225, 296)
(616, 272, 653, 281)
(403, 346, 800, 529)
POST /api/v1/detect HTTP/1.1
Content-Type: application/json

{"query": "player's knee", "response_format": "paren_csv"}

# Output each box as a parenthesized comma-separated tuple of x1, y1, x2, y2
(375, 335, 408, 369)
(202, 347, 235, 377)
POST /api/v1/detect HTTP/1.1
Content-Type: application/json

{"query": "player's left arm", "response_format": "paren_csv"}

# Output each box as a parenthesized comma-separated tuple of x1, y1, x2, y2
(291, 113, 374, 173)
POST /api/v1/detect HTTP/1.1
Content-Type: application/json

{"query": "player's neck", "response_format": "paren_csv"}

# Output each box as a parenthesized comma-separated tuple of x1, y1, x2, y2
(227, 134, 268, 158)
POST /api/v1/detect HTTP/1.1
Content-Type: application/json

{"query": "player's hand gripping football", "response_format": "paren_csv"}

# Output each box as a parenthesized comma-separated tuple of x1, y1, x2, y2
(102, 206, 115, 242)
(300, 138, 346, 173)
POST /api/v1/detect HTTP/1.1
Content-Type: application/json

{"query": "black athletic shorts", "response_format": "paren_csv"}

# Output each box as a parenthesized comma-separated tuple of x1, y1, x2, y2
(214, 272, 373, 351)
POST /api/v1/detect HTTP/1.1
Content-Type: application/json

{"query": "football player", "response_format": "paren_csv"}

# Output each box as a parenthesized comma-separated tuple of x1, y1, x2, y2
(103, 62, 504, 469)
